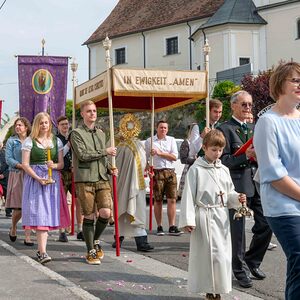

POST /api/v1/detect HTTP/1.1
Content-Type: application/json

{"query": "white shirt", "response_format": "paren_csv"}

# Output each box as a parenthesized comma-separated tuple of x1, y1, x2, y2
(232, 115, 246, 126)
(189, 120, 219, 155)
(189, 125, 202, 157)
(145, 135, 178, 169)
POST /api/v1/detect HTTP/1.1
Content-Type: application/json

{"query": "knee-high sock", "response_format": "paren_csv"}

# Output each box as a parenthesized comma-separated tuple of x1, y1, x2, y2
(83, 218, 94, 252)
(94, 217, 108, 241)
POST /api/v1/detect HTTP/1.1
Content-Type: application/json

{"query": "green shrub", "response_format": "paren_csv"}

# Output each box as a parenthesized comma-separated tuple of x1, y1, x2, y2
(194, 80, 240, 122)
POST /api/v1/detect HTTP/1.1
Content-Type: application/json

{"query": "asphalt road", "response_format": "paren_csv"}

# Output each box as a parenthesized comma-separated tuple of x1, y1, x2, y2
(0, 204, 285, 299)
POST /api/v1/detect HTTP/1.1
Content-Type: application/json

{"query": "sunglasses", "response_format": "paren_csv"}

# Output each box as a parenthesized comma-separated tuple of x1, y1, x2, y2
(241, 102, 252, 108)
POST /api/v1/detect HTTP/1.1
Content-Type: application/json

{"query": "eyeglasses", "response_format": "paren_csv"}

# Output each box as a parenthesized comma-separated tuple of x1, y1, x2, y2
(288, 78, 300, 86)
(241, 102, 252, 108)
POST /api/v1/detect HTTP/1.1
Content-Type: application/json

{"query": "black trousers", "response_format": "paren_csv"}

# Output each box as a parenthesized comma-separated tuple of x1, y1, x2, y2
(229, 193, 272, 280)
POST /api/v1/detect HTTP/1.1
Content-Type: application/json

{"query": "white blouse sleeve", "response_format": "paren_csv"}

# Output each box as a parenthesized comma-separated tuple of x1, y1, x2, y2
(57, 137, 64, 152)
(254, 116, 288, 184)
(22, 137, 33, 151)
(189, 124, 202, 156)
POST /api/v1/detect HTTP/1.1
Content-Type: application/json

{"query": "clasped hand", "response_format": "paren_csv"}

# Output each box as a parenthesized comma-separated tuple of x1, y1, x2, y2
(106, 147, 117, 156)
(46, 160, 56, 169)
(150, 148, 162, 156)
(245, 144, 256, 160)
(238, 193, 247, 204)
(110, 168, 118, 177)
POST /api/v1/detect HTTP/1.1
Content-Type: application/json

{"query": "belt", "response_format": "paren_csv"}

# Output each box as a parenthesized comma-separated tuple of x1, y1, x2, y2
(197, 202, 225, 209)
(153, 168, 175, 172)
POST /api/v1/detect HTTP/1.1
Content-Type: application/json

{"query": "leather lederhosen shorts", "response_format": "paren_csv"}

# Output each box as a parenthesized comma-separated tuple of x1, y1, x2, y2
(153, 168, 177, 201)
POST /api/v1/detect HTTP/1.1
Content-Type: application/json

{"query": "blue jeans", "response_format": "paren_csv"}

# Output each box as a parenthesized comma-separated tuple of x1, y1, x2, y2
(266, 216, 300, 300)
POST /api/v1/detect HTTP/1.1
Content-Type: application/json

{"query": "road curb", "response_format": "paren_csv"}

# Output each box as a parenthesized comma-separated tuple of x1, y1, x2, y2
(0, 239, 100, 300)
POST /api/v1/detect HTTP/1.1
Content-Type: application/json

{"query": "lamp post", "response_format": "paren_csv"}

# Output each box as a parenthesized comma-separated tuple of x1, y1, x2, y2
(103, 36, 120, 256)
(70, 58, 78, 130)
(41, 38, 45, 56)
(203, 37, 211, 128)
(70, 58, 78, 236)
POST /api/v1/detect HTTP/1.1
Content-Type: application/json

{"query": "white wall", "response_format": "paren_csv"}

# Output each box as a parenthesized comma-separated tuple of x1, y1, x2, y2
(193, 25, 263, 79)
(87, 20, 206, 78)
(87, 1, 300, 83)
(259, 2, 300, 68)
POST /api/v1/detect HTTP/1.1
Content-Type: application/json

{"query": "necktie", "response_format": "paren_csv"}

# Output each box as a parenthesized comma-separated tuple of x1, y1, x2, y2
(241, 123, 248, 137)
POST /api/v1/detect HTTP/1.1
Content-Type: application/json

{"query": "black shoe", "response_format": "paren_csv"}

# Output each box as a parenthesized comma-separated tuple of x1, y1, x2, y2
(24, 240, 34, 246)
(112, 236, 124, 248)
(9, 228, 17, 242)
(77, 231, 85, 241)
(135, 236, 154, 252)
(58, 232, 68, 242)
(137, 243, 154, 252)
(248, 266, 266, 280)
(168, 225, 183, 236)
(157, 226, 165, 236)
(5, 209, 12, 218)
(237, 276, 253, 288)
(205, 294, 221, 300)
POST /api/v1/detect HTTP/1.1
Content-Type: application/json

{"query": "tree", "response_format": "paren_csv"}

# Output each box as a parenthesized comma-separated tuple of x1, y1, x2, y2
(65, 99, 109, 125)
(194, 80, 240, 122)
(0, 113, 10, 129)
(241, 69, 274, 118)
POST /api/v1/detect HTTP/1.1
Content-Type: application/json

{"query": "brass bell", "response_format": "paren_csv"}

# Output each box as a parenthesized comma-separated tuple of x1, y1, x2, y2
(233, 202, 254, 220)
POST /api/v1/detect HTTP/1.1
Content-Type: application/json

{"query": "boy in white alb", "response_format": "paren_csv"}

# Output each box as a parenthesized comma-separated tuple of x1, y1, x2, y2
(179, 130, 246, 300)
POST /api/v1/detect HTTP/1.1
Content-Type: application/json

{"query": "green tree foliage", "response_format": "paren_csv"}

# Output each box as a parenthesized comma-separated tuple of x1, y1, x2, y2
(212, 80, 239, 101)
(194, 80, 240, 123)
(65, 99, 109, 124)
(241, 69, 274, 119)
(0, 113, 10, 129)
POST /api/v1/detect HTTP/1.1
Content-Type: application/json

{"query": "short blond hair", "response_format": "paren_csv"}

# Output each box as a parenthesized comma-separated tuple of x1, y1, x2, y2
(203, 129, 226, 148)
(80, 100, 96, 112)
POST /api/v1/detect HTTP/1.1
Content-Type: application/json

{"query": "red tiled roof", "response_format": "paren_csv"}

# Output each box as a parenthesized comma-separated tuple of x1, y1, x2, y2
(84, 0, 224, 45)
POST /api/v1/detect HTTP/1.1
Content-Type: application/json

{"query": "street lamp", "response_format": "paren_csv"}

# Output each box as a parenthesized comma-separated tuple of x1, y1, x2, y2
(203, 37, 211, 128)
(70, 58, 78, 129)
(70, 58, 78, 236)
(41, 38, 45, 56)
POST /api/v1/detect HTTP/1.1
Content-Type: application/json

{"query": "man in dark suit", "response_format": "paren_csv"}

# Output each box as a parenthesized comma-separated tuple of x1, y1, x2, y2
(218, 91, 272, 288)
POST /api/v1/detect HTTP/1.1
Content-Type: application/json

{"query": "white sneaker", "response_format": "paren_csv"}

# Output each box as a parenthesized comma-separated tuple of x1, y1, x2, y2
(268, 242, 277, 250)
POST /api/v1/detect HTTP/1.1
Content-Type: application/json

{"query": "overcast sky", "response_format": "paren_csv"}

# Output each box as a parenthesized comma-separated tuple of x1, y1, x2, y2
(0, 0, 118, 118)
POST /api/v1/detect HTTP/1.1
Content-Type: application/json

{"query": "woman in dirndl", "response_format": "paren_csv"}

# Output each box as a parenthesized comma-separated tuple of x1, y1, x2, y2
(22, 112, 64, 264)
(6, 117, 33, 245)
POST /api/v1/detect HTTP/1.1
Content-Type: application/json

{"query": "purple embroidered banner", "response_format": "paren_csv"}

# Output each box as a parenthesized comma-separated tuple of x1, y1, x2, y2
(18, 55, 68, 126)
